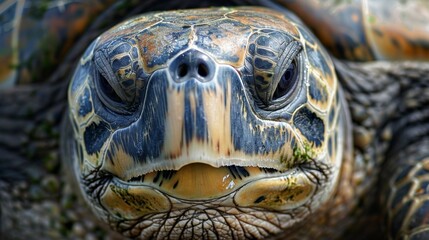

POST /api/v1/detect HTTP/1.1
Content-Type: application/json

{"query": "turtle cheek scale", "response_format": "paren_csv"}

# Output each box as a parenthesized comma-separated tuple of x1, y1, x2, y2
(100, 180, 172, 220)
(233, 168, 316, 211)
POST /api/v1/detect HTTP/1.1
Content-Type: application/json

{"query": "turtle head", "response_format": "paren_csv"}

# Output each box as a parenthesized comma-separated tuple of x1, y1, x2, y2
(66, 7, 347, 239)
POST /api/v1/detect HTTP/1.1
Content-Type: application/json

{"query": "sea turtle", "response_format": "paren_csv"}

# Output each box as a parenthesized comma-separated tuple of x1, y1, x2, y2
(1, 1, 429, 239)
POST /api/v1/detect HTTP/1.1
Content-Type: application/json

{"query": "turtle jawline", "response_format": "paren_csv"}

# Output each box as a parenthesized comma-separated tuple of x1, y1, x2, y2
(123, 165, 281, 184)
(117, 163, 284, 200)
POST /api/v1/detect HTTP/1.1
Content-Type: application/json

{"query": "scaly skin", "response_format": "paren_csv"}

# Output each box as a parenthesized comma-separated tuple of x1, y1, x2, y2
(337, 61, 429, 239)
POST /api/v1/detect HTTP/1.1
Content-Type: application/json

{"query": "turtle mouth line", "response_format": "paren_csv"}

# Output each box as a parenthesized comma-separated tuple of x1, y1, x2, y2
(110, 163, 291, 200)
(104, 157, 289, 183)
(121, 165, 282, 184)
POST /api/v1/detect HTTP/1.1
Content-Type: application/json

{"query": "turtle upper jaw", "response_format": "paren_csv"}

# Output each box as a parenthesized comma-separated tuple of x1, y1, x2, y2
(98, 129, 316, 201)
(97, 143, 326, 202)
(103, 155, 287, 180)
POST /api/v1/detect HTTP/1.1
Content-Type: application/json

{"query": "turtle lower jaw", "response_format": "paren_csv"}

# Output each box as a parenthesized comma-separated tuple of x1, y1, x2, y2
(105, 161, 319, 205)
(99, 167, 316, 238)
(97, 162, 318, 222)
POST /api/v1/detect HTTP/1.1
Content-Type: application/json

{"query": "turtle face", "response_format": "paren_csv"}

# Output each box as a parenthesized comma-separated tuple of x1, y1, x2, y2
(66, 7, 345, 239)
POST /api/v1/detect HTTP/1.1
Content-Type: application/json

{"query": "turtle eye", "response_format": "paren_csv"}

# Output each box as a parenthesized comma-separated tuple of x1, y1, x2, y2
(93, 50, 136, 114)
(272, 60, 298, 101)
(97, 71, 123, 104)
(251, 39, 301, 110)
(94, 67, 135, 114)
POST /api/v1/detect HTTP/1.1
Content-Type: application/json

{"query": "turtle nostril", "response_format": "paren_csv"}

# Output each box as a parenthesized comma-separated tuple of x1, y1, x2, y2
(178, 63, 189, 78)
(197, 63, 209, 77)
(169, 50, 216, 83)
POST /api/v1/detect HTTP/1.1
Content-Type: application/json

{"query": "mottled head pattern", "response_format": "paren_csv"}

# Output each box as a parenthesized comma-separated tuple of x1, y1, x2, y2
(67, 7, 346, 239)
